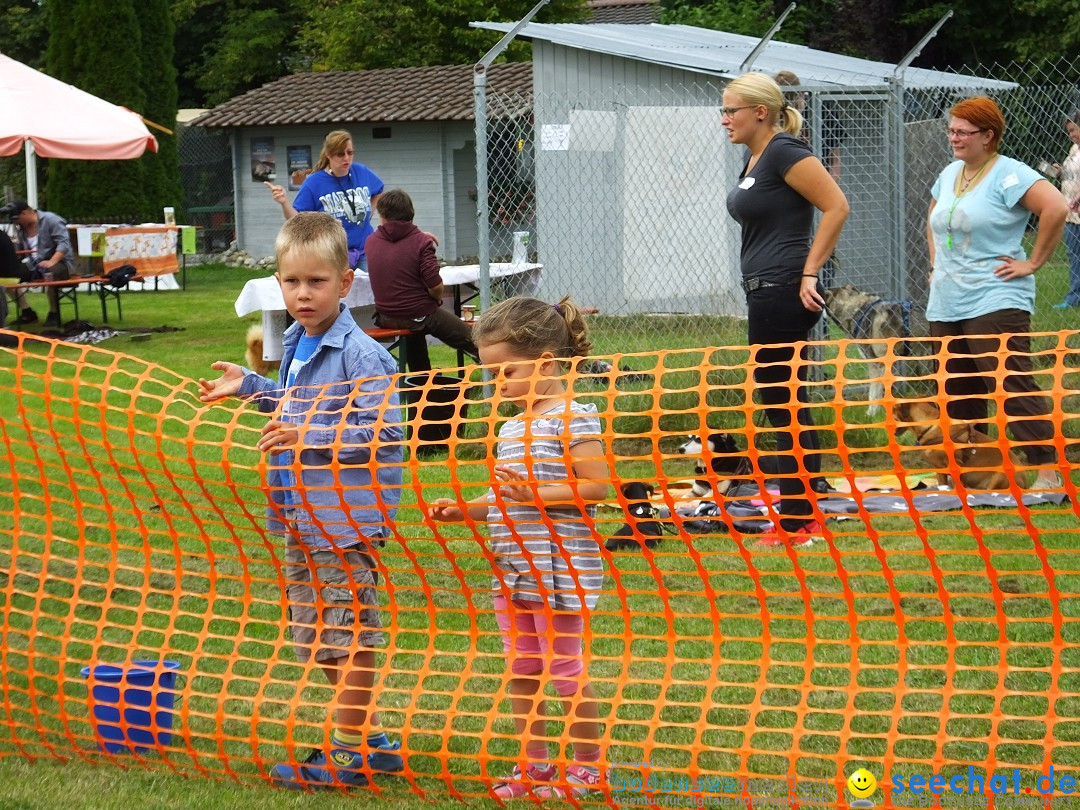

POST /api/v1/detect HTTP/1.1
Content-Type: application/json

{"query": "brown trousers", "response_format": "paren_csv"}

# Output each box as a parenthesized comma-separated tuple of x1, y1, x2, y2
(930, 308, 1056, 466)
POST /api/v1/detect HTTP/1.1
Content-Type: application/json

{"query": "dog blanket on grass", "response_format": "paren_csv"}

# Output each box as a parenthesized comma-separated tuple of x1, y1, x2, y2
(675, 484, 1069, 535)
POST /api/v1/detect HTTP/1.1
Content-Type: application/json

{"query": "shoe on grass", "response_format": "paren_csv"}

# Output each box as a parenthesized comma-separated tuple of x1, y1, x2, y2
(1029, 471, 1064, 491)
(42, 312, 61, 328)
(366, 737, 404, 773)
(271, 746, 369, 790)
(753, 520, 824, 550)
(534, 764, 609, 799)
(17, 307, 38, 325)
(492, 762, 558, 799)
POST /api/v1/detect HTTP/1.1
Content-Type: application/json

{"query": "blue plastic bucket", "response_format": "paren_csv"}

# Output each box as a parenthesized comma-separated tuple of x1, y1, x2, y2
(80, 660, 180, 753)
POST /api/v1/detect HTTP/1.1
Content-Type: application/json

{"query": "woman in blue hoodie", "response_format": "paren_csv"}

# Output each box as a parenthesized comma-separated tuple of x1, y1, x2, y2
(266, 130, 383, 270)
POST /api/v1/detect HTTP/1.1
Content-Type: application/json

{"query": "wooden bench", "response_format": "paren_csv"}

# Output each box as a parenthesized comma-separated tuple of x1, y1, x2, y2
(2, 277, 92, 325)
(363, 327, 412, 374)
(3, 267, 181, 326)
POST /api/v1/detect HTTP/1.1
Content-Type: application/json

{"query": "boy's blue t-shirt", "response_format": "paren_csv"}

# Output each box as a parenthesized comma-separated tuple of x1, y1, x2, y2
(278, 332, 323, 502)
(292, 164, 384, 254)
(927, 155, 1041, 321)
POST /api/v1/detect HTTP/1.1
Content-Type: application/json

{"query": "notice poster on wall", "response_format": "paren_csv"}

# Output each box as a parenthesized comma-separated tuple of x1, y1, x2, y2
(251, 137, 276, 182)
(287, 145, 313, 190)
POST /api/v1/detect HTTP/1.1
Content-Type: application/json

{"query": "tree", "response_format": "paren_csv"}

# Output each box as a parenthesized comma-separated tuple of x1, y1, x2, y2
(298, 0, 587, 72)
(660, 0, 782, 41)
(138, 0, 184, 217)
(45, 0, 148, 220)
(172, 0, 304, 107)
(1, 0, 48, 68)
(0, 0, 49, 199)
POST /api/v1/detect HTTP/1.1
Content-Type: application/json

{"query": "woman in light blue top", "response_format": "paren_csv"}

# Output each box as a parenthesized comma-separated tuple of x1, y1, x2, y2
(926, 96, 1067, 490)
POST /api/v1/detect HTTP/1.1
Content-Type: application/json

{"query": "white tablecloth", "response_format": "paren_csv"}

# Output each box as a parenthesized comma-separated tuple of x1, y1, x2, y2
(236, 263, 543, 362)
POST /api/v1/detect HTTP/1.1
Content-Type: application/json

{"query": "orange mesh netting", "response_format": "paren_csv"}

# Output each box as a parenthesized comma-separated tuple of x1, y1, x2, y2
(1, 332, 1078, 805)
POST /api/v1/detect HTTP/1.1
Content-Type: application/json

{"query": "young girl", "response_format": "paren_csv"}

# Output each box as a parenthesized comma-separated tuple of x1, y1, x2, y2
(427, 295, 609, 799)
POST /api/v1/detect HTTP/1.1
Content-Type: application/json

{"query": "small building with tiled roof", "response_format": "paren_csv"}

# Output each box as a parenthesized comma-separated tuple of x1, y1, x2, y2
(193, 62, 532, 260)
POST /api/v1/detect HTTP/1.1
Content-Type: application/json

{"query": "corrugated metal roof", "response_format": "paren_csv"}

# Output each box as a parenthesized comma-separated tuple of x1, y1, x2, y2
(470, 22, 1016, 90)
(192, 63, 532, 128)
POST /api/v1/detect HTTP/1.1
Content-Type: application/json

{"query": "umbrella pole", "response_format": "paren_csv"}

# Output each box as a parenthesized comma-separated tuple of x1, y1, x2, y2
(24, 140, 38, 208)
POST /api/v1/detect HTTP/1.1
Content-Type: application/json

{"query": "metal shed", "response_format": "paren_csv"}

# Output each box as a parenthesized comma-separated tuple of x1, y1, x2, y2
(473, 21, 1015, 317)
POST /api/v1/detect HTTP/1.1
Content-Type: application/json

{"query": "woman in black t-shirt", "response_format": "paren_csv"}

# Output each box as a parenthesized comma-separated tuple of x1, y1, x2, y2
(724, 72, 849, 549)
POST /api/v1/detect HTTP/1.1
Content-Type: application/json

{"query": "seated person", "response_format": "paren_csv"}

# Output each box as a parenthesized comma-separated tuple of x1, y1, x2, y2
(366, 189, 478, 371)
(4, 201, 74, 327)
(0, 230, 17, 328)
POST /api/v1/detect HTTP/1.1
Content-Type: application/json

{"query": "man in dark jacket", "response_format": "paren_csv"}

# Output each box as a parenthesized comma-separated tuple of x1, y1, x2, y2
(366, 189, 477, 372)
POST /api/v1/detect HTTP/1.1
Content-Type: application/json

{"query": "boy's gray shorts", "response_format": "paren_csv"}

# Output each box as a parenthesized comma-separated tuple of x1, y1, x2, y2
(283, 539, 385, 663)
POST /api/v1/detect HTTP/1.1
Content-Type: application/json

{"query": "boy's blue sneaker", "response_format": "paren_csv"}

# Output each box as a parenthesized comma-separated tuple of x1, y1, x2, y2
(366, 737, 405, 773)
(271, 747, 369, 790)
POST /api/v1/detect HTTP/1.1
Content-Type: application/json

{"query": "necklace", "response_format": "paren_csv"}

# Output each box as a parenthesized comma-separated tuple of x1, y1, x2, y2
(946, 156, 995, 249)
(333, 166, 358, 219)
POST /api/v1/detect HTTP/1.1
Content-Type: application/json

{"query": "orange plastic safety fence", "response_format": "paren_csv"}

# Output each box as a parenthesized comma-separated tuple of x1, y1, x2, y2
(2, 332, 1080, 806)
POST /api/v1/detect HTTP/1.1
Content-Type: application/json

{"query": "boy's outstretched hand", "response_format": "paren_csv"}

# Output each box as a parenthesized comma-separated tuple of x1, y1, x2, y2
(198, 361, 245, 401)
(428, 498, 463, 522)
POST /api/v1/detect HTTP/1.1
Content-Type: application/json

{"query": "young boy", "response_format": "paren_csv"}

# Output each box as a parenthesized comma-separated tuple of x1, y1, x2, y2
(199, 212, 404, 789)
(365, 188, 478, 370)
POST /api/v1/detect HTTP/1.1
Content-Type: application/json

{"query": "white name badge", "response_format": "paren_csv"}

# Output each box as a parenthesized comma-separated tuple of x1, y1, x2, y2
(739, 176, 756, 189)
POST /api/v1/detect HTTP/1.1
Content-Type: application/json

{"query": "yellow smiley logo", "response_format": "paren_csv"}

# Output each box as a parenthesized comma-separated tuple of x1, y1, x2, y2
(332, 750, 356, 768)
(847, 769, 877, 799)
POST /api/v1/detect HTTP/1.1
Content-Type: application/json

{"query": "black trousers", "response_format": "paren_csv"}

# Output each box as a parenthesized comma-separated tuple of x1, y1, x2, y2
(376, 307, 479, 373)
(746, 285, 824, 529)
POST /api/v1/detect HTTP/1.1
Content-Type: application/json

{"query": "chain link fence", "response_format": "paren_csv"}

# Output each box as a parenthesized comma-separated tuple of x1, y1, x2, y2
(479, 56, 1080, 355)
(177, 124, 234, 255)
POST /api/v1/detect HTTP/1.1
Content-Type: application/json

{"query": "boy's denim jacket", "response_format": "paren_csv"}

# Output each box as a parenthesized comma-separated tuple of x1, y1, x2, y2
(237, 305, 403, 549)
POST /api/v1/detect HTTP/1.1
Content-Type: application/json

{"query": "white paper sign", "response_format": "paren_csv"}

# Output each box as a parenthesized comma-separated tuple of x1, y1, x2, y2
(540, 124, 570, 151)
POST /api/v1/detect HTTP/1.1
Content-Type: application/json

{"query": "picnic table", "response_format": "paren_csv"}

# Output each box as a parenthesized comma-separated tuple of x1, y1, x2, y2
(2, 225, 185, 326)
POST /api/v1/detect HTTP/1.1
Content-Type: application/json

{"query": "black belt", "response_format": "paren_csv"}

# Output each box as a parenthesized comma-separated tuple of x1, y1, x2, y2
(741, 277, 799, 292)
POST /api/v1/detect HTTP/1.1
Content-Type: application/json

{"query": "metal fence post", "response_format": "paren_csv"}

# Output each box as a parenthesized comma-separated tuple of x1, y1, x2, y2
(474, 0, 551, 312)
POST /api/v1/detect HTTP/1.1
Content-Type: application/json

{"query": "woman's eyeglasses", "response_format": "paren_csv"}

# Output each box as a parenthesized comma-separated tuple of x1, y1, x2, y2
(721, 106, 752, 118)
(946, 127, 986, 138)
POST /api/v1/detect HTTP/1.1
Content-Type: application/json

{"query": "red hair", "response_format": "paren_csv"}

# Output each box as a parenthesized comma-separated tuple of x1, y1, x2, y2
(950, 96, 1005, 152)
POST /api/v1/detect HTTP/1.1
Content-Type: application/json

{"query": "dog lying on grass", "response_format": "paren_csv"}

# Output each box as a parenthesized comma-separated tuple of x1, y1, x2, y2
(605, 481, 668, 552)
(893, 399, 1022, 490)
(678, 432, 752, 498)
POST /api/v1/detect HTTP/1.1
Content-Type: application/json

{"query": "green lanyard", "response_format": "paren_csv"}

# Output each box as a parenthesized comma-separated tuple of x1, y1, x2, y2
(946, 158, 992, 250)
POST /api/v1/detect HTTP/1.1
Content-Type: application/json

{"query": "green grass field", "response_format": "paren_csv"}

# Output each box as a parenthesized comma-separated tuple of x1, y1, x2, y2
(2, 261, 1080, 809)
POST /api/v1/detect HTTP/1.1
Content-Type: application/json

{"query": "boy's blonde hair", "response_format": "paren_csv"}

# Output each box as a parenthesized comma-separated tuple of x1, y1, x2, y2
(473, 295, 592, 362)
(727, 72, 804, 137)
(275, 212, 349, 272)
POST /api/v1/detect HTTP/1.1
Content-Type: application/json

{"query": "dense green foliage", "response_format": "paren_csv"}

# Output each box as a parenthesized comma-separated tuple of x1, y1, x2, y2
(172, 0, 307, 107)
(137, 0, 184, 217)
(45, 0, 147, 220)
(659, 0, 1080, 73)
(298, 0, 586, 73)
(4, 0, 182, 221)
